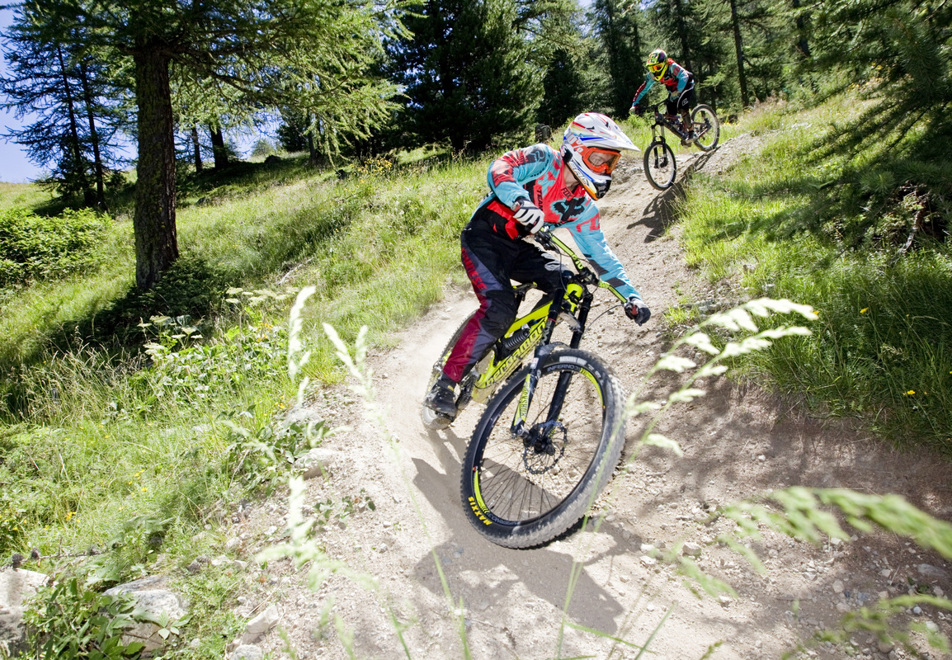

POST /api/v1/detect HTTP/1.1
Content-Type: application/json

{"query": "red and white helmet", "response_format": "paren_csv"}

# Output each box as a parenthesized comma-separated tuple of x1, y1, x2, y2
(562, 112, 638, 199)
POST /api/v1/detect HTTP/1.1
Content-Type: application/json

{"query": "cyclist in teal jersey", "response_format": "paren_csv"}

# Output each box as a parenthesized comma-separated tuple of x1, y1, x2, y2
(630, 49, 697, 141)
(423, 113, 651, 420)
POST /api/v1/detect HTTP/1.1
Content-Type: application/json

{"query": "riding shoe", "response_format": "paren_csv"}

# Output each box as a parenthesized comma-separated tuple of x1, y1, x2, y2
(424, 375, 458, 417)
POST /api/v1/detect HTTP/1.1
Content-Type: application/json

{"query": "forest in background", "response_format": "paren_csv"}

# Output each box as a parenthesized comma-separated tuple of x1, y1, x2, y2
(4, 0, 947, 206)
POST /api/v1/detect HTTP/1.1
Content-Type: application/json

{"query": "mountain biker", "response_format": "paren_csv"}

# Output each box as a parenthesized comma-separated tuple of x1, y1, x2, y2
(630, 49, 697, 144)
(423, 112, 651, 421)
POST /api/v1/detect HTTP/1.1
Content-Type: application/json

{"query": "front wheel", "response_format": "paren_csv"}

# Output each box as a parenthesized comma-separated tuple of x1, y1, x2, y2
(643, 139, 677, 190)
(691, 104, 720, 152)
(460, 348, 625, 549)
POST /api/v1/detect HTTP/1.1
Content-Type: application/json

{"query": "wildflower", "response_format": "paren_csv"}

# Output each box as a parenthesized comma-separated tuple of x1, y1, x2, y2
(905, 390, 915, 396)
(860, 308, 868, 314)
(65, 511, 75, 521)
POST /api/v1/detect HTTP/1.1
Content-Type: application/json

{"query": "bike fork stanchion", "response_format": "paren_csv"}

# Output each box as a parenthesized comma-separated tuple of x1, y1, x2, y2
(511, 364, 537, 437)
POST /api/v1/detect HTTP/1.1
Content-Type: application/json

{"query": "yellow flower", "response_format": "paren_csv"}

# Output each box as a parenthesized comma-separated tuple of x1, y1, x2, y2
(905, 390, 916, 396)
(860, 308, 868, 314)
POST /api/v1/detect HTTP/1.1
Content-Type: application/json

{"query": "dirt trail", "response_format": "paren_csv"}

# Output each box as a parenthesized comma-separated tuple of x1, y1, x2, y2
(235, 136, 952, 660)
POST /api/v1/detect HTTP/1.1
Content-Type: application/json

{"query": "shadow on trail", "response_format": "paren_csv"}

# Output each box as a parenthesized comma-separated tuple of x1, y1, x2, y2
(408, 429, 627, 635)
(627, 150, 716, 243)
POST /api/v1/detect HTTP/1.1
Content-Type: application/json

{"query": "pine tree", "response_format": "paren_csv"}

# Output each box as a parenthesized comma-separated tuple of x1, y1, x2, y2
(27, 0, 399, 291)
(386, 0, 541, 152)
(593, 0, 644, 117)
(0, 9, 126, 208)
(807, 0, 951, 161)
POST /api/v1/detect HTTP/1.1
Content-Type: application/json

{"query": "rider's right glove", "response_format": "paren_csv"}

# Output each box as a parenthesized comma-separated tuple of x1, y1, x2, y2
(513, 200, 545, 235)
(630, 104, 644, 116)
(624, 296, 651, 325)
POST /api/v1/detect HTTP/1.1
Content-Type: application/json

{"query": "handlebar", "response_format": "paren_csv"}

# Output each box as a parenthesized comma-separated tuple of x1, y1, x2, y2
(533, 227, 627, 303)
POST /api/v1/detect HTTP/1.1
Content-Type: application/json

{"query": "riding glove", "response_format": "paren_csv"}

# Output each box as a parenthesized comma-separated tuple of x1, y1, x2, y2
(625, 296, 651, 325)
(513, 200, 545, 234)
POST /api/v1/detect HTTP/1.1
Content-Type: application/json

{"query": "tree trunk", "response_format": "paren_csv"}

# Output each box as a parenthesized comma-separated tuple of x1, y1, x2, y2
(209, 123, 229, 170)
(728, 0, 750, 108)
(133, 44, 178, 291)
(791, 0, 811, 59)
(55, 45, 89, 199)
(78, 59, 107, 210)
(191, 126, 203, 172)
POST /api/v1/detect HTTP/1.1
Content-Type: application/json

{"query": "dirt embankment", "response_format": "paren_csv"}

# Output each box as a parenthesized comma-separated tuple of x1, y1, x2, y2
(226, 134, 952, 660)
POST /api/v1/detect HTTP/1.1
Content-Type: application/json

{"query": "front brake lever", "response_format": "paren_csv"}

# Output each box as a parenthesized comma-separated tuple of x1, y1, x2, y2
(534, 227, 554, 250)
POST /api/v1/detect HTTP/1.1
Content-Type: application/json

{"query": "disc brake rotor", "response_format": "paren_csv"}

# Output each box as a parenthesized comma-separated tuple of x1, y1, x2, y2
(522, 421, 567, 475)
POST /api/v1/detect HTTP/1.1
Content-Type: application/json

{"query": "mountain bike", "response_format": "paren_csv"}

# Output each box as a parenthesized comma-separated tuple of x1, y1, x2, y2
(642, 101, 720, 190)
(421, 228, 627, 548)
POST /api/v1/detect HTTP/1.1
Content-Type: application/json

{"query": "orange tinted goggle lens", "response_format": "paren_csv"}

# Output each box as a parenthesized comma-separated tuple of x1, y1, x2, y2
(649, 63, 664, 72)
(583, 148, 621, 175)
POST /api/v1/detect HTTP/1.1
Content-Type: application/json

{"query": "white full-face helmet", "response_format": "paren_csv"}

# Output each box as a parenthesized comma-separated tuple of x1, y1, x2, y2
(562, 112, 638, 199)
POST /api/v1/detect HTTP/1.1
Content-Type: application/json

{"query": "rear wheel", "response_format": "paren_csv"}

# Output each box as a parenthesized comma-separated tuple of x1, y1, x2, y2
(643, 139, 677, 190)
(460, 348, 625, 548)
(421, 312, 475, 430)
(691, 104, 720, 151)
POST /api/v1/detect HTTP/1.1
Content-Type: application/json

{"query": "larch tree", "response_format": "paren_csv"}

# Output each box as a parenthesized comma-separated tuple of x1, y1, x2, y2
(23, 0, 399, 291)
(0, 8, 127, 208)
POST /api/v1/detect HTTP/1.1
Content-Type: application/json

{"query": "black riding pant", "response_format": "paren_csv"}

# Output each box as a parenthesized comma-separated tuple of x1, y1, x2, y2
(442, 207, 571, 383)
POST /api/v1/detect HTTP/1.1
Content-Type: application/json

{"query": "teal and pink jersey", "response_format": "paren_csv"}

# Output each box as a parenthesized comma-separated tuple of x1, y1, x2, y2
(632, 59, 693, 106)
(476, 143, 640, 301)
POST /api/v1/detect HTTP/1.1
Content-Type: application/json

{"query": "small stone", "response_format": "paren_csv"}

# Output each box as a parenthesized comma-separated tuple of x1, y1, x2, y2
(918, 564, 949, 580)
(832, 580, 844, 594)
(682, 542, 702, 557)
(230, 644, 264, 660)
(242, 605, 279, 643)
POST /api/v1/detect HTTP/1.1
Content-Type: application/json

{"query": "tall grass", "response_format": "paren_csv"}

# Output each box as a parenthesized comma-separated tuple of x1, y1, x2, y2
(0, 153, 486, 653)
(678, 95, 952, 451)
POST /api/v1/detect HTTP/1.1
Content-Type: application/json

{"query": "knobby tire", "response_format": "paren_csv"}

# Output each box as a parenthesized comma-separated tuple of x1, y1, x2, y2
(420, 311, 476, 431)
(460, 348, 625, 549)
(691, 104, 720, 152)
(644, 139, 677, 190)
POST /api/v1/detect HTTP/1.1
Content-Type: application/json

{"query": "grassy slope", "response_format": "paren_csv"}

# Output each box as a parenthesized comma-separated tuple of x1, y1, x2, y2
(0, 154, 487, 652)
(677, 95, 952, 451)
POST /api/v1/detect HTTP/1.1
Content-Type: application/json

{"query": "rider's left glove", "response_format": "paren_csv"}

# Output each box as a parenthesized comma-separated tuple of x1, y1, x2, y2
(513, 200, 545, 235)
(624, 296, 651, 325)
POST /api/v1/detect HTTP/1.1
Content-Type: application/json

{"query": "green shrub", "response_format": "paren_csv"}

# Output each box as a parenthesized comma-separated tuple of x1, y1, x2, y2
(84, 255, 233, 345)
(0, 208, 106, 287)
(22, 575, 146, 659)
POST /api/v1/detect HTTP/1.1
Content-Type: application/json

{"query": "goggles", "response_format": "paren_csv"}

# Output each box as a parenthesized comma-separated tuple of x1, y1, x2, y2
(649, 62, 667, 78)
(581, 147, 621, 176)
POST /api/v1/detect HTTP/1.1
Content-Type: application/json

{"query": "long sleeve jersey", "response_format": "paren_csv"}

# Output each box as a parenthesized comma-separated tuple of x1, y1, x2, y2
(474, 143, 641, 300)
(632, 59, 693, 106)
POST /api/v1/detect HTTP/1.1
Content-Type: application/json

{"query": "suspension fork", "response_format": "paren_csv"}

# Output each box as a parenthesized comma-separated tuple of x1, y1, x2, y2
(543, 293, 592, 424)
(510, 290, 591, 437)
(510, 290, 565, 437)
